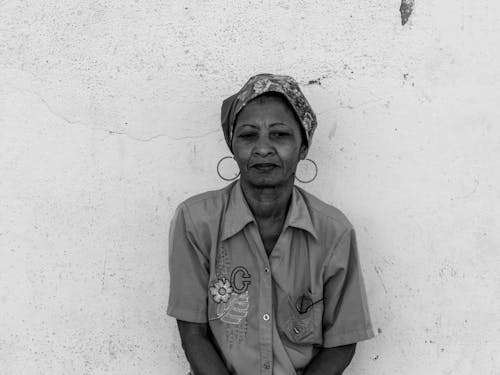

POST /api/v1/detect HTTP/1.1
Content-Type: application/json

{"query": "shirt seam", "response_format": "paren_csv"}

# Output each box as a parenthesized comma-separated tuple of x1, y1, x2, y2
(295, 186, 352, 229)
(308, 204, 352, 232)
(180, 202, 210, 261)
(167, 305, 208, 323)
(181, 182, 234, 210)
(324, 227, 352, 268)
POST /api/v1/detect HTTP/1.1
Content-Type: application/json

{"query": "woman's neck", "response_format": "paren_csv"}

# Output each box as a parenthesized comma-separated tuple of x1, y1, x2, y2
(239, 179, 293, 221)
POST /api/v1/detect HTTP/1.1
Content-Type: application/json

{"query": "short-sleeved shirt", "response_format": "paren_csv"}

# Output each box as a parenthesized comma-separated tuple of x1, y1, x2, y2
(167, 180, 374, 375)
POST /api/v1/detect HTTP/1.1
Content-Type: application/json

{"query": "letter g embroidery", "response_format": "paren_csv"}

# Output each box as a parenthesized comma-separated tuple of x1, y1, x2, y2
(230, 266, 251, 294)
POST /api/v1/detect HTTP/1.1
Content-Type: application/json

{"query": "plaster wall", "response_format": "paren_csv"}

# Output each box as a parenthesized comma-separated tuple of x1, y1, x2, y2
(1, 1, 499, 374)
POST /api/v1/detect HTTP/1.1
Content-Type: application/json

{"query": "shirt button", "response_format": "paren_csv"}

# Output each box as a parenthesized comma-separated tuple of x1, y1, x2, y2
(264, 267, 270, 273)
(263, 362, 271, 370)
(263, 313, 270, 321)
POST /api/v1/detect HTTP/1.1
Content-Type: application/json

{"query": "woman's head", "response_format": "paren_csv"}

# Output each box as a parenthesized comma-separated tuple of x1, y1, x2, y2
(220, 74, 318, 187)
(231, 92, 307, 188)
(221, 74, 317, 154)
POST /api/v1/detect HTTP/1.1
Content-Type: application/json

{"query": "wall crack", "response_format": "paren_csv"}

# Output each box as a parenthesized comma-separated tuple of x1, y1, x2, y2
(12, 87, 219, 143)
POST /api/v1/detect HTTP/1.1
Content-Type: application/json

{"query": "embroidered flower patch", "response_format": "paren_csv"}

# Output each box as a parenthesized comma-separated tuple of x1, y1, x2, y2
(210, 278, 233, 304)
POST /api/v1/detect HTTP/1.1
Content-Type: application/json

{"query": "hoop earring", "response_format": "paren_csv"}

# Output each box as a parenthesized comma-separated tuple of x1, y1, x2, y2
(295, 158, 318, 183)
(217, 156, 241, 181)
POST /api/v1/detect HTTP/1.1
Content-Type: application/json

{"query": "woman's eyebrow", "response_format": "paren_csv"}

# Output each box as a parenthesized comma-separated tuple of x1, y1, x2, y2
(236, 124, 259, 129)
(236, 122, 290, 130)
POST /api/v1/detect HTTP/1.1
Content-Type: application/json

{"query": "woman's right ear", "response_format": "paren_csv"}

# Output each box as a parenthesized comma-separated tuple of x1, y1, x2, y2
(299, 144, 308, 160)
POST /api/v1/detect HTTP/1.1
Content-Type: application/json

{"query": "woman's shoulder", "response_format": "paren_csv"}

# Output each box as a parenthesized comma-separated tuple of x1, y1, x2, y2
(296, 186, 353, 231)
(176, 182, 235, 214)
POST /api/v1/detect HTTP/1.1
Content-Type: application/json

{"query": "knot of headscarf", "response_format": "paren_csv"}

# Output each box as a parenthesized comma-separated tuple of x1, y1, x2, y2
(221, 73, 318, 154)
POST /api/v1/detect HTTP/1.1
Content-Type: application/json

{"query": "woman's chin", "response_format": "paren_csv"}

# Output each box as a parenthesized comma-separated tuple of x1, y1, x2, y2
(241, 173, 292, 189)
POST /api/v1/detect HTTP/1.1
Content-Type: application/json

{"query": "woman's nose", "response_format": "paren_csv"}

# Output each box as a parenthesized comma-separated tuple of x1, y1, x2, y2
(253, 135, 274, 157)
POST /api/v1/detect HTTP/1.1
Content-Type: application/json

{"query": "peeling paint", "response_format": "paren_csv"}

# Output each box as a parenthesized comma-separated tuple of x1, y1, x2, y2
(400, 0, 414, 25)
(306, 74, 329, 86)
(307, 78, 322, 86)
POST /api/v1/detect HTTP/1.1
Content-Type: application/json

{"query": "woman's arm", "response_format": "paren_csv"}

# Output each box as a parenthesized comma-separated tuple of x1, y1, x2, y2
(177, 320, 230, 375)
(303, 344, 356, 375)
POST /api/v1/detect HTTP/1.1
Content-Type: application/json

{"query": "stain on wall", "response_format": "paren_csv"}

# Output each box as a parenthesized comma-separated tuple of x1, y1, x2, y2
(400, 0, 415, 25)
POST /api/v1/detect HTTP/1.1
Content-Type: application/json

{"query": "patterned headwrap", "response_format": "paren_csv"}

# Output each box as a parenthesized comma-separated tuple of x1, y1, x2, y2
(221, 73, 317, 153)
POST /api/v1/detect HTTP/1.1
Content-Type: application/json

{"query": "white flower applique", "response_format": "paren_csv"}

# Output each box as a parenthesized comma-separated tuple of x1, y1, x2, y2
(210, 274, 250, 325)
(210, 278, 233, 304)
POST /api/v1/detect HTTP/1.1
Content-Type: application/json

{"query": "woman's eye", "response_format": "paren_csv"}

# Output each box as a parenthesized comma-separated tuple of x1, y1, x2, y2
(271, 132, 290, 138)
(238, 133, 256, 139)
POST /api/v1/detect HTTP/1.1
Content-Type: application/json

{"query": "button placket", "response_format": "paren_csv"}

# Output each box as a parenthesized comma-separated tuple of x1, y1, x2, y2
(247, 228, 273, 375)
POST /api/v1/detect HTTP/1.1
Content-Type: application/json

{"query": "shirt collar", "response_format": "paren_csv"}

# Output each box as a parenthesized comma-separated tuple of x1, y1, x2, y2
(221, 180, 318, 241)
(284, 186, 318, 240)
(221, 180, 256, 241)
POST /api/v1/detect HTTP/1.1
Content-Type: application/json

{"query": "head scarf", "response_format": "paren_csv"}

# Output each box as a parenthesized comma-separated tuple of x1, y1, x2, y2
(221, 73, 317, 153)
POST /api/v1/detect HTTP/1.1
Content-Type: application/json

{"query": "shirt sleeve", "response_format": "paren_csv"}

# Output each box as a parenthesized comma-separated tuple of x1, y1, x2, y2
(167, 203, 210, 323)
(322, 227, 375, 347)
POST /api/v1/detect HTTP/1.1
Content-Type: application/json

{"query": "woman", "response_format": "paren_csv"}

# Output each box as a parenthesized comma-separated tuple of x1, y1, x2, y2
(167, 74, 374, 375)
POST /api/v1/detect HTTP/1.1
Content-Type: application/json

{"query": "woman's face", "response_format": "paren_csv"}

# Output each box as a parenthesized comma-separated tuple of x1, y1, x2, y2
(232, 95, 308, 188)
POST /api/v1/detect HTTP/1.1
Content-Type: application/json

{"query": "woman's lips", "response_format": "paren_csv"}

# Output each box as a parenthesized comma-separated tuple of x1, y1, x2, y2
(252, 163, 278, 171)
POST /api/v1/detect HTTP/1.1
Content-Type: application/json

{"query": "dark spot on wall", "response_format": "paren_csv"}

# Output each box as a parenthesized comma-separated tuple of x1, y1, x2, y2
(308, 78, 322, 85)
(377, 328, 382, 334)
(403, 73, 416, 87)
(372, 355, 379, 361)
(307, 74, 329, 86)
(400, 0, 414, 25)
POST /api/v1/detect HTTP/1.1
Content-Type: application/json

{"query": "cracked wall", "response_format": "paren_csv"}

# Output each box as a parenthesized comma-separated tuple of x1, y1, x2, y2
(1, 1, 500, 374)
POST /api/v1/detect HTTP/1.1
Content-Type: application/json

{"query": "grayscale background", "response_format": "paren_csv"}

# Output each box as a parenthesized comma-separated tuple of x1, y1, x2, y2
(1, 1, 499, 374)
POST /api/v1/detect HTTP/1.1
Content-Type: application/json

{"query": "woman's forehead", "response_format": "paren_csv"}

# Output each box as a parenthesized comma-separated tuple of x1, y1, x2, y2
(236, 94, 299, 125)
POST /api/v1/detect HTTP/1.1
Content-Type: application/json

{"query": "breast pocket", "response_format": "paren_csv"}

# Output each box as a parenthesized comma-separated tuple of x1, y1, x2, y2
(277, 289, 323, 345)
